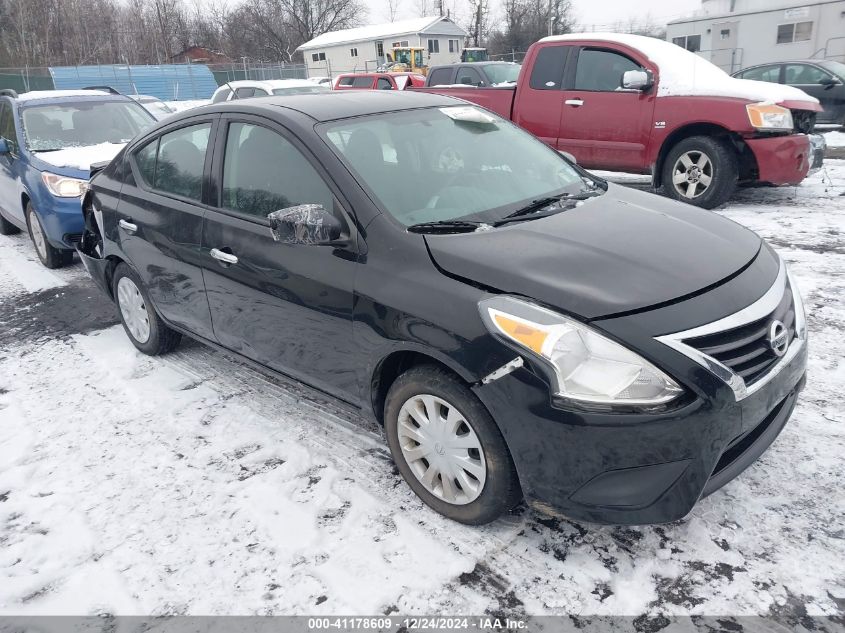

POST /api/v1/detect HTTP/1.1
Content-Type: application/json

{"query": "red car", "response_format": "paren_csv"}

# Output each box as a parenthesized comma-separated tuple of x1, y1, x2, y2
(421, 33, 825, 209)
(334, 72, 426, 91)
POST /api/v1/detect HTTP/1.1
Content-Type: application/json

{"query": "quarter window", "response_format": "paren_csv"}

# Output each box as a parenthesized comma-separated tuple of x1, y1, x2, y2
(574, 49, 642, 92)
(134, 123, 210, 201)
(235, 87, 256, 98)
(529, 46, 567, 90)
(777, 22, 813, 44)
(221, 123, 334, 219)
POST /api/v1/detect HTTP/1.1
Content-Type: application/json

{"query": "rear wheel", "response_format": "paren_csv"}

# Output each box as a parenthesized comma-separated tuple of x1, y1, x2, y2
(661, 136, 738, 209)
(26, 203, 73, 268)
(112, 263, 181, 355)
(384, 365, 521, 525)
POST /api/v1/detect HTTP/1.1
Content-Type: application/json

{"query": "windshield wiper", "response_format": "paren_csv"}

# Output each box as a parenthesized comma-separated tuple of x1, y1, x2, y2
(32, 148, 62, 153)
(407, 220, 492, 234)
(495, 191, 602, 226)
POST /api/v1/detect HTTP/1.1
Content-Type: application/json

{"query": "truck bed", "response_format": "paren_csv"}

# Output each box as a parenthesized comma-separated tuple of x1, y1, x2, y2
(412, 86, 516, 120)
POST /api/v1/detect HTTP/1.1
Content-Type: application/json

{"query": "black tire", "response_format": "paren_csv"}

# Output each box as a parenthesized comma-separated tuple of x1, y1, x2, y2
(0, 212, 20, 235)
(112, 262, 181, 356)
(660, 135, 738, 210)
(384, 365, 521, 525)
(26, 203, 73, 268)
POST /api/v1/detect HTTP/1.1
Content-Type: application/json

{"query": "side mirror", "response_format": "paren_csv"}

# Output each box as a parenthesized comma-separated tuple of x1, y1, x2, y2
(0, 139, 9, 155)
(622, 69, 654, 91)
(268, 204, 343, 245)
(819, 76, 840, 88)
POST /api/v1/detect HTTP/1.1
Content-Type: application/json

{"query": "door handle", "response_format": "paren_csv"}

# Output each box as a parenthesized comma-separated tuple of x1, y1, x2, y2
(118, 219, 138, 233)
(210, 248, 238, 265)
(564, 98, 584, 107)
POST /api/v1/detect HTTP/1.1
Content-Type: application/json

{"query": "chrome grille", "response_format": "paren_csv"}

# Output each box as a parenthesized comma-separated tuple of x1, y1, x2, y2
(683, 280, 795, 386)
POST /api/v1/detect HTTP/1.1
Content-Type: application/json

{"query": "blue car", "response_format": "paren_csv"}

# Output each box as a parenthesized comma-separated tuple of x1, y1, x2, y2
(0, 89, 155, 268)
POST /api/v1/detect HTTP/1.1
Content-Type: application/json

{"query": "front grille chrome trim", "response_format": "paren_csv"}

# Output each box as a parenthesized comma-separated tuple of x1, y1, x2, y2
(656, 261, 805, 401)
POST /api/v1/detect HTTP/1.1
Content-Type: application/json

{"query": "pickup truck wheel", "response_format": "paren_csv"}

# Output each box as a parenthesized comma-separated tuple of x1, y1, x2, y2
(384, 365, 521, 525)
(26, 203, 74, 268)
(112, 263, 181, 355)
(661, 136, 738, 209)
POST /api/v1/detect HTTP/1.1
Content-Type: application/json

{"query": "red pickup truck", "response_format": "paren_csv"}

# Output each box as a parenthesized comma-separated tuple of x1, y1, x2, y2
(421, 33, 825, 208)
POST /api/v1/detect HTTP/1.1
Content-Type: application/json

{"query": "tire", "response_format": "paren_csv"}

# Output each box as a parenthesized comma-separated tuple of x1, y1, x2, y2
(0, 212, 20, 235)
(384, 365, 521, 525)
(112, 262, 181, 355)
(26, 203, 73, 268)
(660, 136, 738, 210)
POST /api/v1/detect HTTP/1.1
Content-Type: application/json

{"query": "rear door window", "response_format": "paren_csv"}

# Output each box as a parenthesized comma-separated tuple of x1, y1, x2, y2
(740, 65, 781, 83)
(574, 48, 643, 91)
(133, 122, 211, 201)
(352, 76, 375, 88)
(529, 46, 568, 90)
(427, 67, 453, 86)
(456, 67, 484, 86)
(377, 77, 394, 90)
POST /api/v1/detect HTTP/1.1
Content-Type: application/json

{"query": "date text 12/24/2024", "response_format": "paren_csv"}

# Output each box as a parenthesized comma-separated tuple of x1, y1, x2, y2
(307, 617, 528, 630)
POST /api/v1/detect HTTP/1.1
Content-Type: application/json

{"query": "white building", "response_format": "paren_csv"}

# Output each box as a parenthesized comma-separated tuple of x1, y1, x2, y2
(297, 16, 469, 78)
(666, 0, 845, 73)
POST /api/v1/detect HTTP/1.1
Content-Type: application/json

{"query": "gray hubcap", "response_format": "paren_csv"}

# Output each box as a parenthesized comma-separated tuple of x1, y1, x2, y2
(117, 277, 151, 344)
(28, 210, 47, 260)
(397, 394, 486, 505)
(672, 151, 713, 199)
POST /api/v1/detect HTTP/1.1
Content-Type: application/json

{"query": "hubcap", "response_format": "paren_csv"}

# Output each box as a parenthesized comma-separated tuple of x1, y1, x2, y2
(672, 151, 713, 199)
(397, 394, 486, 505)
(117, 277, 151, 344)
(29, 210, 47, 260)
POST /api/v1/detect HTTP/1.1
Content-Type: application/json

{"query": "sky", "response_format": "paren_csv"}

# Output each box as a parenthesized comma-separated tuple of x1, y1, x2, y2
(363, 0, 703, 33)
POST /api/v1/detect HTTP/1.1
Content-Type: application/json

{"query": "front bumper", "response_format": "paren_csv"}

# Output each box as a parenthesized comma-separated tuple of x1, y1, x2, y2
(38, 195, 85, 249)
(474, 339, 806, 525)
(808, 133, 826, 174)
(746, 134, 812, 186)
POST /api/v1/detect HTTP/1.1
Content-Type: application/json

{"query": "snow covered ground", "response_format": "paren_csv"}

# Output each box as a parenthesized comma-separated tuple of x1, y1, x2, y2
(0, 164, 843, 622)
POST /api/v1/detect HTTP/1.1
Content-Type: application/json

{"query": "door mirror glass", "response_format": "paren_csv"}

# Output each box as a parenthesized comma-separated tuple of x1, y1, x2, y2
(0, 139, 9, 154)
(819, 76, 839, 86)
(622, 69, 653, 91)
(268, 204, 343, 245)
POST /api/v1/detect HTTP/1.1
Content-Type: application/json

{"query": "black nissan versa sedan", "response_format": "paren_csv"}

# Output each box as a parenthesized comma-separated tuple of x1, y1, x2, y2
(76, 91, 807, 525)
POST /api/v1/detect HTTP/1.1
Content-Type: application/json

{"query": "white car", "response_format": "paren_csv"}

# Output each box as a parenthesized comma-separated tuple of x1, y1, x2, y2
(308, 76, 333, 87)
(211, 79, 330, 103)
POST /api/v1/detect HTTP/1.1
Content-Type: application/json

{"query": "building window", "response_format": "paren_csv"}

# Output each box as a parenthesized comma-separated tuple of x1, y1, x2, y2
(311, 52, 326, 62)
(671, 34, 701, 52)
(391, 40, 409, 48)
(720, 29, 730, 40)
(376, 41, 384, 56)
(448, 39, 460, 53)
(777, 22, 813, 44)
(350, 47, 358, 57)
(428, 39, 440, 54)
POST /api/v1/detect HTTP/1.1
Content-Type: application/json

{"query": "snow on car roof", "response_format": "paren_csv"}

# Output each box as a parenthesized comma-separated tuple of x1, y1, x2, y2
(36, 142, 125, 171)
(15, 89, 111, 102)
(540, 32, 820, 104)
(218, 79, 317, 90)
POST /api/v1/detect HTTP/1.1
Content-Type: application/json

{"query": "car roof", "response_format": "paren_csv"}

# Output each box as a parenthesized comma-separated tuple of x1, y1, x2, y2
(13, 89, 132, 104)
(216, 79, 315, 91)
(196, 90, 463, 122)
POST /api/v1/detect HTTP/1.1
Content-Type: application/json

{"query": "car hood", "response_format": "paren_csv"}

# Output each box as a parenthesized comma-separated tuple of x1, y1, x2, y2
(30, 142, 126, 177)
(424, 184, 762, 320)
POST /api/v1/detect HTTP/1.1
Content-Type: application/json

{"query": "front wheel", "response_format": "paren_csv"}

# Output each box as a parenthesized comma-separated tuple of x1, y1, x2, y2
(112, 263, 181, 355)
(661, 136, 738, 209)
(26, 204, 73, 268)
(384, 365, 521, 525)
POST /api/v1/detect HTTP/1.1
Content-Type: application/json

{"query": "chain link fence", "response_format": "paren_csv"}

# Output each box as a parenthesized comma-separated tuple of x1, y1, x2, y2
(207, 61, 308, 84)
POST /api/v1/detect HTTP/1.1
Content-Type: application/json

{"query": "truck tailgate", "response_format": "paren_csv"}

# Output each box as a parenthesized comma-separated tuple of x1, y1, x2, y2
(412, 86, 516, 119)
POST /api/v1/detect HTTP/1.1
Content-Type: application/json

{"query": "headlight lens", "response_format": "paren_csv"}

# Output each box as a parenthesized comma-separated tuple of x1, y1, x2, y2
(746, 103, 794, 131)
(479, 296, 683, 405)
(41, 172, 86, 197)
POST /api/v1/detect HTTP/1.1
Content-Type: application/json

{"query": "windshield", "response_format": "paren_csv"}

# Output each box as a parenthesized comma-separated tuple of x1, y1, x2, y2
(22, 100, 153, 151)
(273, 85, 330, 95)
(820, 60, 845, 79)
(141, 100, 174, 119)
(321, 106, 591, 227)
(483, 64, 520, 85)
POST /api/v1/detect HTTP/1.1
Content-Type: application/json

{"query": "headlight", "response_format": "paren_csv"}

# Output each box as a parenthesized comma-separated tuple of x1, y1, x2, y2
(479, 296, 683, 405)
(41, 172, 86, 197)
(786, 265, 807, 340)
(746, 103, 794, 132)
